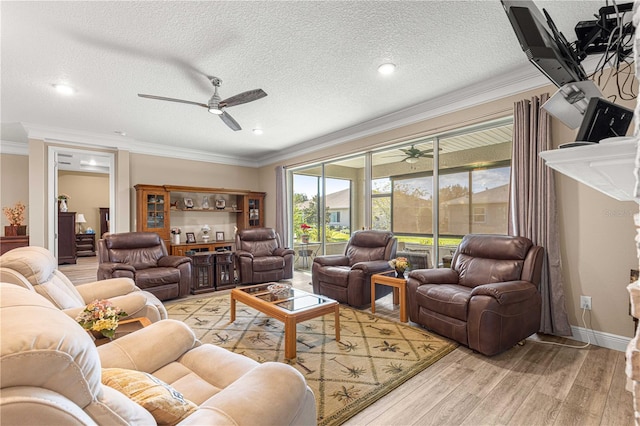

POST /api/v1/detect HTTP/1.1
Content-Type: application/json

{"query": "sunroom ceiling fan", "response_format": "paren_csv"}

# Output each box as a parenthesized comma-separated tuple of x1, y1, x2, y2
(396, 145, 437, 163)
(138, 76, 267, 131)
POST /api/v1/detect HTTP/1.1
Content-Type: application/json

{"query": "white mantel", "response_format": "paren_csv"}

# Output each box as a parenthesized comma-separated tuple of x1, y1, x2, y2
(539, 137, 639, 203)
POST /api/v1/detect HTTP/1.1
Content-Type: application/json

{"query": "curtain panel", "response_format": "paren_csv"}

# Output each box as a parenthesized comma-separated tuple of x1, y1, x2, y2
(275, 165, 289, 246)
(509, 94, 572, 336)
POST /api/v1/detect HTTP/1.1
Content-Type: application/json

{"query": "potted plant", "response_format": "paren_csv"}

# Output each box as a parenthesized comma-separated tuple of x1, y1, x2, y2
(171, 227, 182, 245)
(2, 201, 26, 236)
(57, 194, 70, 212)
(389, 256, 410, 277)
(300, 223, 311, 243)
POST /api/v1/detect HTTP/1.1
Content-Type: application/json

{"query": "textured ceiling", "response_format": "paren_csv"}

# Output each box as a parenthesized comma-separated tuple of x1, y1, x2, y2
(0, 1, 597, 166)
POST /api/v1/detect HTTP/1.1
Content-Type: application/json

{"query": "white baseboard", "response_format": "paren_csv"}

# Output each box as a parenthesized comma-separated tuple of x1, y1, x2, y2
(570, 325, 631, 352)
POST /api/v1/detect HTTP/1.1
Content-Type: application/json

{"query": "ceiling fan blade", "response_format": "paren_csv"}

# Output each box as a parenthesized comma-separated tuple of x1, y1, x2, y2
(220, 89, 267, 108)
(138, 94, 208, 109)
(219, 111, 241, 131)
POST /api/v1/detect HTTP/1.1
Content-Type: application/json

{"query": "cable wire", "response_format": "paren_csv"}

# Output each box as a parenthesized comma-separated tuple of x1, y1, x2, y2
(534, 306, 591, 349)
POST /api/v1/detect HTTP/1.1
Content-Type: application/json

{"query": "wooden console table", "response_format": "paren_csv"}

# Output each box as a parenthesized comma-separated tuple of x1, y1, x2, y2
(0, 235, 29, 255)
(171, 241, 234, 256)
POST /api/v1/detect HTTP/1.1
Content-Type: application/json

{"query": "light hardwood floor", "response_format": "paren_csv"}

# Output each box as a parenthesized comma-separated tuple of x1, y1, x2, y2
(61, 257, 634, 425)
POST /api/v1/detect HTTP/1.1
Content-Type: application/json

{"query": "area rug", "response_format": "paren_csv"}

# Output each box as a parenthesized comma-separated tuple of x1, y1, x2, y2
(166, 295, 457, 426)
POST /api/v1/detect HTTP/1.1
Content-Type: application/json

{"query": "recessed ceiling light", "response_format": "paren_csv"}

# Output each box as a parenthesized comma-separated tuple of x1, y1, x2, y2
(52, 84, 75, 95)
(252, 128, 264, 135)
(377, 63, 397, 75)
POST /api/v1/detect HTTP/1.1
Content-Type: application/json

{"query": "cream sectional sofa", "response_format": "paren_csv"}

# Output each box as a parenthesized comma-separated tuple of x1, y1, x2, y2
(0, 283, 316, 425)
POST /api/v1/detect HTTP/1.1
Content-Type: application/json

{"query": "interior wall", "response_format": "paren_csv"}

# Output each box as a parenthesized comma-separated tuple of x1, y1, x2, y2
(259, 84, 637, 340)
(58, 171, 109, 233)
(0, 154, 29, 234)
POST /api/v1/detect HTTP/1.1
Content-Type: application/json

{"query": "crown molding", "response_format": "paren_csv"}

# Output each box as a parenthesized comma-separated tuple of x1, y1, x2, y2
(21, 123, 260, 168)
(256, 63, 550, 167)
(257, 56, 609, 167)
(0, 140, 29, 155)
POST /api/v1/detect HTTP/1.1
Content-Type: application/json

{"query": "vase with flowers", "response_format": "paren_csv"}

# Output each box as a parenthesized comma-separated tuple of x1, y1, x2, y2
(300, 223, 312, 243)
(2, 201, 26, 236)
(57, 194, 70, 212)
(76, 299, 127, 340)
(389, 256, 410, 278)
(171, 227, 181, 245)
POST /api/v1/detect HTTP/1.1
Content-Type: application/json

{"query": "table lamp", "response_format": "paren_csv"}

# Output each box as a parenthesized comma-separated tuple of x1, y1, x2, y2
(76, 213, 87, 233)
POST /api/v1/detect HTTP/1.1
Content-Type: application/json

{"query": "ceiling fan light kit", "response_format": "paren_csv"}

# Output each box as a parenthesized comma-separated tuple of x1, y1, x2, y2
(138, 75, 267, 131)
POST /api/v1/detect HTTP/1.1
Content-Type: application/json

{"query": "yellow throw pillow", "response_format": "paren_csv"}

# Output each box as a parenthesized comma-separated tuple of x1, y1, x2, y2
(102, 368, 197, 425)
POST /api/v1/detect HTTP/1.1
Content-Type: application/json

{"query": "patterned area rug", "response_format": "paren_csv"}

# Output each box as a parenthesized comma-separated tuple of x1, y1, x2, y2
(167, 295, 457, 426)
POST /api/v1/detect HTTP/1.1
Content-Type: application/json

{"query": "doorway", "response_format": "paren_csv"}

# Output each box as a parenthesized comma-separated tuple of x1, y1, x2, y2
(47, 146, 115, 258)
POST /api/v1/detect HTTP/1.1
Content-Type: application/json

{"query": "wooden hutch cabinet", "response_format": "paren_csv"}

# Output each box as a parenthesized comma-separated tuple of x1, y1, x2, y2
(134, 185, 170, 241)
(134, 184, 265, 251)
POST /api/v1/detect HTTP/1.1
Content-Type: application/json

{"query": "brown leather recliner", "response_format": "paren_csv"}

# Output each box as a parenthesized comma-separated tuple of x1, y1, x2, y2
(98, 232, 192, 301)
(235, 228, 294, 284)
(407, 234, 544, 356)
(312, 230, 397, 307)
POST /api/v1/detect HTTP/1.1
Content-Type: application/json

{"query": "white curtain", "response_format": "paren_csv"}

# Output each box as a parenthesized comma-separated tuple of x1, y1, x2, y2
(509, 94, 572, 336)
(275, 165, 289, 246)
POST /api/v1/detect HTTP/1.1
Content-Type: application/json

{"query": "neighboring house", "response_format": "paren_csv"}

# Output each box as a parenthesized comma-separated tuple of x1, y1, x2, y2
(442, 184, 509, 235)
(325, 188, 350, 228)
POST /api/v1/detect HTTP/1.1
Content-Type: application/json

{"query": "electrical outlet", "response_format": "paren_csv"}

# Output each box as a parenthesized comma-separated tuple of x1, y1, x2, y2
(580, 295, 592, 310)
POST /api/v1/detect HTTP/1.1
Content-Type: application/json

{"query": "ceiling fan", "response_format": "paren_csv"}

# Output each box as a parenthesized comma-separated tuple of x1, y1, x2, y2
(395, 145, 437, 163)
(138, 76, 267, 131)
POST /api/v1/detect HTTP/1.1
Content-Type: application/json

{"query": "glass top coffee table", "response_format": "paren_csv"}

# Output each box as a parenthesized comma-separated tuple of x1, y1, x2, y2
(230, 283, 340, 360)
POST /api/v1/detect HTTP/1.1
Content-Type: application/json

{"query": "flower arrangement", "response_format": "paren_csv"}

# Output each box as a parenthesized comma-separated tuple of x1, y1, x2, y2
(76, 299, 127, 339)
(3, 201, 25, 226)
(299, 223, 312, 242)
(171, 227, 181, 235)
(57, 194, 70, 201)
(389, 257, 410, 272)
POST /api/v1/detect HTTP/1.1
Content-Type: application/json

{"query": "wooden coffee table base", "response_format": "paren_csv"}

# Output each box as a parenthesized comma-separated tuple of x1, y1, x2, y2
(230, 286, 340, 361)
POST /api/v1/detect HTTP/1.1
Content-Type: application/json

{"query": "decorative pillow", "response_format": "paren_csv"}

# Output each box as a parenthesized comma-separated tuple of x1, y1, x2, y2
(102, 368, 197, 425)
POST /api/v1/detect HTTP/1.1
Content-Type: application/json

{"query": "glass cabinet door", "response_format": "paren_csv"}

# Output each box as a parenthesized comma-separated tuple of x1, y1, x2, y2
(248, 198, 260, 227)
(146, 193, 166, 229)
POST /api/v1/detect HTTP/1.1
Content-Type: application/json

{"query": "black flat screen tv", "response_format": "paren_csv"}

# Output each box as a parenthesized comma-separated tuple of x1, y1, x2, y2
(501, 0, 587, 87)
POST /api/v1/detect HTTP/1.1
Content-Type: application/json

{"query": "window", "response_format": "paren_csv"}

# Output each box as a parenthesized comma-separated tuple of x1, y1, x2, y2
(372, 178, 391, 230)
(290, 119, 512, 268)
(473, 207, 486, 223)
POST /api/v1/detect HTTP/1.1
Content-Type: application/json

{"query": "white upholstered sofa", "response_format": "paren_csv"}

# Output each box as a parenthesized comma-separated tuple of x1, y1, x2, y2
(0, 283, 316, 425)
(0, 246, 167, 323)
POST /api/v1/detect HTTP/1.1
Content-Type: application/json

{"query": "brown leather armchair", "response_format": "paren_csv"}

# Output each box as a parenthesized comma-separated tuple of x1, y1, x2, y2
(235, 228, 294, 284)
(98, 232, 192, 301)
(312, 230, 397, 307)
(407, 234, 544, 356)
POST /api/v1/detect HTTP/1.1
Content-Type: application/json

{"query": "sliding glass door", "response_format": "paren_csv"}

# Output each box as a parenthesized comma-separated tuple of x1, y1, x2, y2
(290, 118, 513, 272)
(290, 155, 364, 271)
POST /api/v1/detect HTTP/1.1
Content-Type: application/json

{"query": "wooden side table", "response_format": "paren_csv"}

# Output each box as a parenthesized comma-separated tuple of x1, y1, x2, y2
(92, 317, 151, 346)
(370, 272, 408, 322)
